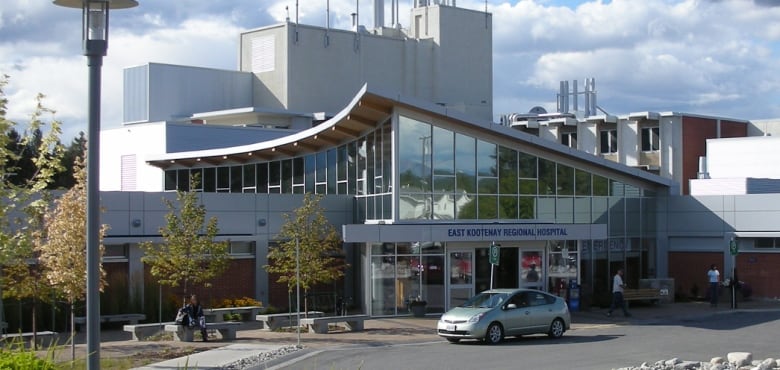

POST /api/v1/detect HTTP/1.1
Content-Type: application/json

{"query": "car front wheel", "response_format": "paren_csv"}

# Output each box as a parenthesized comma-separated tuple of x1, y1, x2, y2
(484, 323, 504, 344)
(548, 318, 565, 339)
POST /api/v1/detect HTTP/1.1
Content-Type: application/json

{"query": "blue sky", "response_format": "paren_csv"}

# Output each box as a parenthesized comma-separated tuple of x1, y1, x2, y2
(1, 0, 779, 140)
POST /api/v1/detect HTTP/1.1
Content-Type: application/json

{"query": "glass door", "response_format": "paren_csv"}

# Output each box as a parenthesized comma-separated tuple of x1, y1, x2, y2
(520, 249, 544, 290)
(448, 250, 474, 309)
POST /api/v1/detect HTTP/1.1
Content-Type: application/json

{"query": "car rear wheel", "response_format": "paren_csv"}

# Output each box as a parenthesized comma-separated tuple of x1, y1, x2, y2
(484, 322, 504, 344)
(446, 338, 460, 343)
(548, 318, 565, 339)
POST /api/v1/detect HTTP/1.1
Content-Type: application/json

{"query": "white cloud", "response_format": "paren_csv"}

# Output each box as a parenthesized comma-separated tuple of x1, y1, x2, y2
(3, 0, 780, 142)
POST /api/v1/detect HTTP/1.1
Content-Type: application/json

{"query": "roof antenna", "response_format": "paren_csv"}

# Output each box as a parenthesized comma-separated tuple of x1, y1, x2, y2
(295, 0, 299, 43)
(325, 0, 331, 46)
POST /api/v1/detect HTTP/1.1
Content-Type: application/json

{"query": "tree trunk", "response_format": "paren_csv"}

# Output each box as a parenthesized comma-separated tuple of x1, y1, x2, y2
(31, 298, 37, 350)
(70, 302, 75, 362)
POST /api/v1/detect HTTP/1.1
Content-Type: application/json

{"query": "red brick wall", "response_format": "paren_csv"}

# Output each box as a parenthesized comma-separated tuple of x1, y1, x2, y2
(668, 251, 722, 299)
(681, 117, 717, 195)
(670, 251, 778, 300)
(680, 117, 747, 195)
(143, 258, 257, 308)
(720, 120, 747, 138)
(736, 253, 780, 299)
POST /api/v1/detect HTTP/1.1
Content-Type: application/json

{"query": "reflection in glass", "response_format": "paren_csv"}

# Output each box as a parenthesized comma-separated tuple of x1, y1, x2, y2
(498, 146, 518, 195)
(455, 133, 476, 193)
(538, 158, 556, 195)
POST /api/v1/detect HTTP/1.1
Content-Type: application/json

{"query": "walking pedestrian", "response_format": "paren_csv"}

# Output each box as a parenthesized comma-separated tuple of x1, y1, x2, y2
(606, 269, 631, 317)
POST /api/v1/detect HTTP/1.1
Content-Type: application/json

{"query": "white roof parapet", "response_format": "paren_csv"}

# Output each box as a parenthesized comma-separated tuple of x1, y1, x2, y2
(546, 117, 578, 126)
(627, 111, 661, 120)
(585, 114, 618, 124)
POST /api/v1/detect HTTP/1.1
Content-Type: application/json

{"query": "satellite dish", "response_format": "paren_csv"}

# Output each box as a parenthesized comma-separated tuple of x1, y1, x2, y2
(528, 106, 547, 115)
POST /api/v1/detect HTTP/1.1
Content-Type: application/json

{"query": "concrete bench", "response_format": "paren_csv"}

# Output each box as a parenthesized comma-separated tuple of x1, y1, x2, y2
(299, 315, 369, 334)
(204, 306, 263, 322)
(623, 288, 662, 305)
(74, 313, 146, 331)
(123, 322, 174, 341)
(164, 322, 241, 342)
(1, 331, 58, 347)
(255, 311, 325, 331)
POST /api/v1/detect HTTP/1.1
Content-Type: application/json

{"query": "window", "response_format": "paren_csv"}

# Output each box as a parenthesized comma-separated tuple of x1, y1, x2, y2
(641, 127, 660, 152)
(104, 244, 129, 262)
(600, 129, 617, 154)
(561, 132, 577, 149)
(229, 241, 256, 255)
(754, 238, 779, 248)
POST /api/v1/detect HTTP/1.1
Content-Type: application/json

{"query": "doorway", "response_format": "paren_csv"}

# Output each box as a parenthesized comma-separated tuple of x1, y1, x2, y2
(447, 250, 473, 308)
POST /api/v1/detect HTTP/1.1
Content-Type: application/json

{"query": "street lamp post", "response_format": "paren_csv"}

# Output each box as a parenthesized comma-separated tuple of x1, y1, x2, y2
(52, 1, 137, 368)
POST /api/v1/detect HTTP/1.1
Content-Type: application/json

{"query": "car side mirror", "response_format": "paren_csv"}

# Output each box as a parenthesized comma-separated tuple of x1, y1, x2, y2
(506, 303, 517, 310)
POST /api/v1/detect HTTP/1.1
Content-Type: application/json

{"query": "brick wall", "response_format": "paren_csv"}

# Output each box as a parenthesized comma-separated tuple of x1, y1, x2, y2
(143, 258, 257, 308)
(668, 251, 722, 299)
(736, 253, 780, 299)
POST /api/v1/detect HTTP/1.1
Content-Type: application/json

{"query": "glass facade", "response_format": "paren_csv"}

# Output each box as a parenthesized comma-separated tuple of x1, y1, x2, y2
(163, 111, 659, 315)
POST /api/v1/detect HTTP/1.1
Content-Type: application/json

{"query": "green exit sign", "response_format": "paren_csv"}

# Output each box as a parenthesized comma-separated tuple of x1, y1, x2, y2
(729, 239, 738, 256)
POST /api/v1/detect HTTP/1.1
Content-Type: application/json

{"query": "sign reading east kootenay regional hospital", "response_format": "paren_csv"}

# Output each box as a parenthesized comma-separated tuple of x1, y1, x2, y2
(429, 224, 605, 242)
(342, 223, 607, 243)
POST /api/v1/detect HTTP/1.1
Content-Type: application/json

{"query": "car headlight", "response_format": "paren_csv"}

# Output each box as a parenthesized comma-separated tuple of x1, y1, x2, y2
(468, 313, 485, 323)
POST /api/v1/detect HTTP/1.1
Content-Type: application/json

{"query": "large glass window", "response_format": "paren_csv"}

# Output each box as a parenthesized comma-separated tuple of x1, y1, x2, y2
(538, 158, 556, 196)
(498, 146, 518, 195)
(432, 126, 455, 192)
(557, 164, 574, 196)
(398, 116, 431, 193)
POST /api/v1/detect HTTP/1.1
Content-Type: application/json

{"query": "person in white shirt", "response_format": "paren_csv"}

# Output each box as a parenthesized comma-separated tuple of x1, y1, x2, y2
(708, 264, 720, 307)
(606, 269, 631, 317)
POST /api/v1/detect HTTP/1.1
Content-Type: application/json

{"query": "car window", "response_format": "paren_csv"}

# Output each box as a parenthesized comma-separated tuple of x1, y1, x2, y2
(461, 292, 508, 308)
(529, 292, 551, 307)
(508, 293, 529, 307)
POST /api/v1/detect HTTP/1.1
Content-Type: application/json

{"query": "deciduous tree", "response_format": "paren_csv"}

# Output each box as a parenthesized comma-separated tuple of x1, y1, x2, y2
(38, 151, 106, 360)
(140, 175, 229, 306)
(0, 75, 66, 348)
(264, 193, 348, 314)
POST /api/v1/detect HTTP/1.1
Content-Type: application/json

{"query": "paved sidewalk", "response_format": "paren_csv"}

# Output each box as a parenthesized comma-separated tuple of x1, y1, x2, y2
(76, 299, 780, 369)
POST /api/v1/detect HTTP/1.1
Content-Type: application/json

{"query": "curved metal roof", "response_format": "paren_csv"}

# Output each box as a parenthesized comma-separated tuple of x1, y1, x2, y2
(146, 84, 392, 170)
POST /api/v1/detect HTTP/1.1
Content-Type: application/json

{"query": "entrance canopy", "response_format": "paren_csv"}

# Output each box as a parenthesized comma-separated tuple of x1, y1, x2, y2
(343, 223, 607, 243)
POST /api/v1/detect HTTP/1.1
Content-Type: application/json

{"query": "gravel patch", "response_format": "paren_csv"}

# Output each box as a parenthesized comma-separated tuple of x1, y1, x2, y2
(221, 344, 304, 370)
(615, 352, 780, 370)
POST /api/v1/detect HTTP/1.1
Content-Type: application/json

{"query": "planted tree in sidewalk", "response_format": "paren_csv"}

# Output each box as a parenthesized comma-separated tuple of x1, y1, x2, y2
(264, 193, 348, 315)
(140, 175, 230, 307)
(0, 75, 66, 349)
(38, 151, 107, 360)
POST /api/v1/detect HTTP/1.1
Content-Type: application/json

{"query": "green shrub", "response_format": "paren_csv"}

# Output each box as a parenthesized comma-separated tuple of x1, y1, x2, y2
(0, 348, 56, 370)
(218, 296, 263, 308)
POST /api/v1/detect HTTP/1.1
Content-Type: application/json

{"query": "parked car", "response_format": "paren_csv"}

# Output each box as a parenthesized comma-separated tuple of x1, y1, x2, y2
(437, 288, 571, 344)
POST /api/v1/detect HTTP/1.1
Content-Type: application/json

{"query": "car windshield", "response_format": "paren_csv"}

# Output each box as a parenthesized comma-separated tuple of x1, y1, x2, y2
(460, 292, 509, 308)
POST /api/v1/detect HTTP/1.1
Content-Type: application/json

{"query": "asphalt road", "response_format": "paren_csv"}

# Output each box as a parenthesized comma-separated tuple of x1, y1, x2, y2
(275, 311, 780, 370)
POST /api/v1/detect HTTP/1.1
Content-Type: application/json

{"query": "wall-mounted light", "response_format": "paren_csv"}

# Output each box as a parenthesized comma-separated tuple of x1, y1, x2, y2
(132, 219, 142, 228)
(258, 218, 267, 227)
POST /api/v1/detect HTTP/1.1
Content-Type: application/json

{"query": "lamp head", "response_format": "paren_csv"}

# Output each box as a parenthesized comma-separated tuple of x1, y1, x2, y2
(53, 0, 138, 56)
(53, 0, 138, 9)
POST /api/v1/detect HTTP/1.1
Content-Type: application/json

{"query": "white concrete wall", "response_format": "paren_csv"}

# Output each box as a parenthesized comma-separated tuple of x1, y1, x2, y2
(100, 123, 167, 191)
(619, 119, 639, 167)
(240, 5, 492, 122)
(578, 121, 598, 155)
(706, 136, 780, 179)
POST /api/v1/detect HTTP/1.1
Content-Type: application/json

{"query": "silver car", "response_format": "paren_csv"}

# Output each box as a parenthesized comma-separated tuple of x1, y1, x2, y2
(437, 288, 571, 344)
